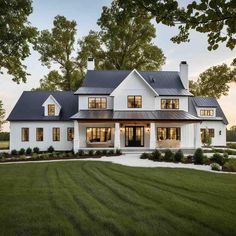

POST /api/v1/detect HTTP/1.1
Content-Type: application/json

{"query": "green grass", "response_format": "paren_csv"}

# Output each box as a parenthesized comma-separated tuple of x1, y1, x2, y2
(0, 161, 236, 236)
(0, 141, 9, 149)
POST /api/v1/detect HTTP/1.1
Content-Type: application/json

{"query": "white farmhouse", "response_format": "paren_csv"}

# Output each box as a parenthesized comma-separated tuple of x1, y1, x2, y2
(8, 59, 228, 152)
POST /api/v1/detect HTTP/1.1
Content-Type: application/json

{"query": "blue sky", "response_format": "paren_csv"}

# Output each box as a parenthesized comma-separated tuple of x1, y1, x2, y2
(1, 0, 236, 131)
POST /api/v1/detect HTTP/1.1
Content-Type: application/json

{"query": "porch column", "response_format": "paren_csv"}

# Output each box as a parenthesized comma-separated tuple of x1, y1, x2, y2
(114, 122, 120, 149)
(194, 123, 201, 148)
(73, 120, 80, 153)
(149, 122, 156, 149)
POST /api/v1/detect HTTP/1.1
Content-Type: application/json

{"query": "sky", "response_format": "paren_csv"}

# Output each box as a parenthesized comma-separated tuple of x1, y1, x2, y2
(0, 0, 236, 131)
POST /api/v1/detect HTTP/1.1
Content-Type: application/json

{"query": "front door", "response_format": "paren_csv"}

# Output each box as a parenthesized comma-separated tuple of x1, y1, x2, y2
(125, 126, 144, 147)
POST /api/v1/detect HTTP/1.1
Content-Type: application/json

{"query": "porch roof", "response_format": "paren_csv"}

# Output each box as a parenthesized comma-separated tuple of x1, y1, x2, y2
(70, 110, 200, 121)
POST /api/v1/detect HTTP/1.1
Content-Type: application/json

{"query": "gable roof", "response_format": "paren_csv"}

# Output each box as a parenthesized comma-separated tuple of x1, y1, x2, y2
(189, 97, 228, 124)
(75, 70, 193, 96)
(7, 91, 78, 121)
(110, 69, 158, 96)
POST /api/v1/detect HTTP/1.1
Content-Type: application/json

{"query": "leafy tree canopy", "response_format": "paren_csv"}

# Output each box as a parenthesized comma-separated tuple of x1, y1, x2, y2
(230, 125, 236, 131)
(0, 100, 6, 132)
(33, 2, 165, 91)
(117, 0, 236, 51)
(190, 59, 236, 98)
(0, 0, 37, 83)
(33, 15, 82, 91)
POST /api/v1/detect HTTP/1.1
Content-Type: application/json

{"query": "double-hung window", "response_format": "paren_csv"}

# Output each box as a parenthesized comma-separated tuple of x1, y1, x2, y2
(127, 96, 142, 108)
(52, 128, 60, 141)
(88, 97, 107, 109)
(161, 99, 179, 109)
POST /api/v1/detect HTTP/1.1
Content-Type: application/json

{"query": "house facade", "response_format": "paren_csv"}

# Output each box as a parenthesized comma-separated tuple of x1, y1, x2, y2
(8, 60, 228, 152)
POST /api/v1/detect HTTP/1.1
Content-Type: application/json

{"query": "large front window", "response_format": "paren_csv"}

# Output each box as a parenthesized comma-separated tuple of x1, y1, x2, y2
(157, 128, 181, 140)
(161, 99, 179, 109)
(201, 128, 215, 140)
(86, 128, 111, 143)
(127, 96, 142, 108)
(88, 97, 107, 109)
(21, 128, 29, 142)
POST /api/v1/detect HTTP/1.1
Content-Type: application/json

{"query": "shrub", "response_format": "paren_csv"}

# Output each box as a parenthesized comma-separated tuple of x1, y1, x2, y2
(102, 150, 107, 155)
(203, 155, 210, 165)
(211, 163, 221, 171)
(58, 153, 65, 158)
(18, 148, 25, 155)
(108, 149, 114, 155)
(26, 148, 32, 155)
(223, 152, 229, 159)
(163, 149, 174, 162)
(33, 147, 40, 154)
(210, 153, 225, 165)
(67, 152, 74, 158)
(19, 155, 27, 161)
(151, 149, 162, 161)
(88, 150, 94, 156)
(11, 149, 18, 156)
(222, 159, 236, 172)
(31, 153, 39, 160)
(95, 150, 102, 156)
(194, 148, 204, 164)
(116, 149, 122, 155)
(47, 146, 54, 153)
(174, 149, 184, 162)
(78, 150, 85, 156)
(140, 152, 150, 159)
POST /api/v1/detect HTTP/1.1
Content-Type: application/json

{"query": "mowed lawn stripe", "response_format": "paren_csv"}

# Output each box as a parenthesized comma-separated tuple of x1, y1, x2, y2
(0, 161, 236, 236)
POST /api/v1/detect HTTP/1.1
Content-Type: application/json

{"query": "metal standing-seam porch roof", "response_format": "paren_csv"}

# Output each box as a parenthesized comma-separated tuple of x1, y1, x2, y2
(75, 70, 193, 96)
(70, 110, 200, 121)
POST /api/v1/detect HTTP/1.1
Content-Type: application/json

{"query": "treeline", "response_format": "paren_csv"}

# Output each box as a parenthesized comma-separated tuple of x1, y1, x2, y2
(227, 130, 236, 142)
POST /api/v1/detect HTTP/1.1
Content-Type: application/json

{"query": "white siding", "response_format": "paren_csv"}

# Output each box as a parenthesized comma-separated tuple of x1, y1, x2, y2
(200, 121, 226, 146)
(10, 121, 74, 151)
(112, 72, 156, 111)
(78, 95, 113, 110)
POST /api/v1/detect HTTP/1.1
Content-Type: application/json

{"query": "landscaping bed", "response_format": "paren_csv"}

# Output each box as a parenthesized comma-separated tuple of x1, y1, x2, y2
(140, 148, 236, 173)
(0, 146, 122, 163)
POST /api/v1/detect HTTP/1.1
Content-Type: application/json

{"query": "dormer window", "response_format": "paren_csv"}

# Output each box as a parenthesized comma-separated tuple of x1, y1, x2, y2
(48, 104, 55, 116)
(200, 109, 214, 116)
(161, 99, 179, 109)
(88, 97, 107, 109)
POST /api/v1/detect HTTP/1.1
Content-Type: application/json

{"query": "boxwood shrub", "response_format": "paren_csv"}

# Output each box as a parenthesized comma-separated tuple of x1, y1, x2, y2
(140, 152, 150, 159)
(11, 149, 18, 156)
(19, 148, 25, 155)
(26, 147, 32, 155)
(174, 149, 184, 162)
(193, 148, 204, 164)
(163, 149, 174, 162)
(33, 147, 40, 154)
(210, 153, 225, 165)
(47, 146, 54, 153)
(151, 149, 162, 161)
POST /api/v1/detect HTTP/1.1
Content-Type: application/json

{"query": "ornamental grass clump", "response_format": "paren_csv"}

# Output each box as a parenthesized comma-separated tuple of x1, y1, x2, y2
(222, 159, 236, 172)
(211, 163, 221, 171)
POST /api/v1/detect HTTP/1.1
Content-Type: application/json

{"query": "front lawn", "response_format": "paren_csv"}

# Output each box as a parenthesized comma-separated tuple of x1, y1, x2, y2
(0, 161, 235, 236)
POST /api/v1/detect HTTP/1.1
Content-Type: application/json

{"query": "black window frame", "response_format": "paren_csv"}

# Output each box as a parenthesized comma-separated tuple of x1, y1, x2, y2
(21, 128, 29, 142)
(157, 127, 181, 141)
(52, 127, 60, 141)
(161, 99, 179, 109)
(36, 128, 44, 142)
(88, 97, 107, 109)
(67, 127, 74, 141)
(127, 96, 142, 108)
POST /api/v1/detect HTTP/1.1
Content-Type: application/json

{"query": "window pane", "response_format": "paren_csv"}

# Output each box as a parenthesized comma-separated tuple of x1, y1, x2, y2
(161, 99, 179, 110)
(86, 128, 111, 143)
(21, 128, 29, 142)
(53, 128, 60, 141)
(135, 96, 142, 108)
(48, 104, 55, 116)
(128, 96, 134, 108)
(157, 127, 180, 140)
(128, 96, 142, 108)
(36, 128, 43, 141)
(67, 128, 74, 141)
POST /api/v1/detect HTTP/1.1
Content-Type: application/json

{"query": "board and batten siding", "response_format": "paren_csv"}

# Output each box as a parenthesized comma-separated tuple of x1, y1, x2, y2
(10, 121, 74, 151)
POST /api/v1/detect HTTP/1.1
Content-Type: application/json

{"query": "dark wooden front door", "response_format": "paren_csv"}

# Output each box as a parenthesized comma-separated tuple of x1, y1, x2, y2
(125, 126, 144, 147)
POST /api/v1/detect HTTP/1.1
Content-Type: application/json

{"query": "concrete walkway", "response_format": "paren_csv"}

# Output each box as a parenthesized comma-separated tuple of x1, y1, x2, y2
(0, 154, 236, 174)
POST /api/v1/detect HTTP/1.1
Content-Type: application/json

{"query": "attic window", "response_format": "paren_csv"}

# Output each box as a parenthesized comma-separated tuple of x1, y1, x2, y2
(48, 104, 55, 116)
(200, 109, 214, 116)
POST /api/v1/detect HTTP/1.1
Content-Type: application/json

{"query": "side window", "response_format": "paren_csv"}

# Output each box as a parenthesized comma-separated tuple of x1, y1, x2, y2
(21, 128, 29, 142)
(67, 128, 74, 141)
(36, 128, 44, 141)
(52, 128, 60, 141)
(48, 104, 55, 116)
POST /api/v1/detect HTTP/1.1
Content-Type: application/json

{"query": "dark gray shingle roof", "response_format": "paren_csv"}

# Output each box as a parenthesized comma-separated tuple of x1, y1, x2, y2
(189, 97, 228, 124)
(75, 70, 192, 96)
(71, 110, 199, 121)
(7, 91, 78, 121)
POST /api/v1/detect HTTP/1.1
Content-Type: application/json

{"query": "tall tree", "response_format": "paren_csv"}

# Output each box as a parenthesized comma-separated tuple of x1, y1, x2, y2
(97, 0, 165, 70)
(118, 0, 236, 51)
(190, 60, 236, 98)
(0, 0, 37, 83)
(0, 100, 6, 132)
(33, 15, 80, 90)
